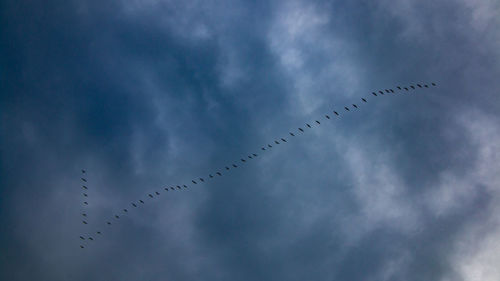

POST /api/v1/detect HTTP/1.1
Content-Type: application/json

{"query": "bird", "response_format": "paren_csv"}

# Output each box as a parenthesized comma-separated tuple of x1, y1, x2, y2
(268, 144, 273, 147)
(252, 153, 257, 157)
(83, 202, 88, 205)
(424, 84, 429, 88)
(261, 147, 266, 150)
(325, 115, 330, 119)
(216, 172, 222, 176)
(306, 124, 311, 128)
(89, 237, 94, 241)
(290, 132, 296, 136)
(397, 86, 401, 90)
(132, 203, 137, 207)
(345, 107, 350, 111)
(139, 200, 145, 203)
(209, 174, 213, 178)
(404, 87, 408, 91)
(155, 191, 160, 195)
(83, 193, 88, 197)
(107, 222, 111, 225)
(248, 155, 252, 159)
(97, 231, 101, 234)
(148, 194, 153, 198)
(362, 98, 367, 102)
(177, 186, 181, 189)
(83, 220, 88, 224)
(192, 180, 197, 184)
(299, 128, 304, 132)
(352, 104, 358, 108)
(334, 111, 339, 116)
(372, 92, 377, 96)
(199, 178, 204, 182)
(115, 215, 119, 219)
(241, 158, 246, 162)
(390, 89, 394, 93)
(233, 164, 238, 168)
(183, 185, 187, 188)
(226, 166, 230, 170)
(164, 187, 168, 191)
(81, 178, 87, 182)
(385, 89, 390, 93)
(80, 236, 85, 240)
(170, 187, 175, 190)
(80, 245, 84, 249)
(82, 185, 87, 190)
(82, 213, 87, 217)
(315, 120, 320, 124)
(281, 138, 287, 142)
(275, 140, 280, 144)
(81, 169, 86, 173)
(432, 82, 436, 86)
(379, 91, 384, 95)
(417, 84, 422, 88)
(123, 209, 128, 212)
(410, 85, 415, 89)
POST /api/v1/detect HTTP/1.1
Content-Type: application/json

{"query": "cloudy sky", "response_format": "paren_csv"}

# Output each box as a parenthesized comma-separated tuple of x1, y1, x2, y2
(1, 0, 500, 280)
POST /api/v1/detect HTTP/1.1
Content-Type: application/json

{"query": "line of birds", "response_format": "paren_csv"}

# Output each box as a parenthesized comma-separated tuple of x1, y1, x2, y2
(78, 82, 437, 248)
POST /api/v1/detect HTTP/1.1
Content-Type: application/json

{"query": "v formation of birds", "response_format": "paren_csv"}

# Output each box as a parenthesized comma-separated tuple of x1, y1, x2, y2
(78, 82, 437, 248)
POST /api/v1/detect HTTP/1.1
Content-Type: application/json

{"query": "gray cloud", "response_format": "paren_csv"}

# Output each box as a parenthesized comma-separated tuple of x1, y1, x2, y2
(1, 0, 500, 280)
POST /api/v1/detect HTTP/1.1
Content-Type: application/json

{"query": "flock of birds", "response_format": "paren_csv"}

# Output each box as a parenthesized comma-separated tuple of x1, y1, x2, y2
(78, 82, 437, 248)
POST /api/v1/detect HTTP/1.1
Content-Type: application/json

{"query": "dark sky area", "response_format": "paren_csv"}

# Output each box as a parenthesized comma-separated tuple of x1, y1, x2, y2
(1, 0, 500, 280)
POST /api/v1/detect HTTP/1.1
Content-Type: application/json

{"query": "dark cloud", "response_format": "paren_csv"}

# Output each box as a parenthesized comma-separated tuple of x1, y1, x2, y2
(2, 0, 500, 280)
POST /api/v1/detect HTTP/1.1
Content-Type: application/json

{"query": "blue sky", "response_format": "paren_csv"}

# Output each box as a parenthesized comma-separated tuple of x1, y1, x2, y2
(1, 0, 500, 280)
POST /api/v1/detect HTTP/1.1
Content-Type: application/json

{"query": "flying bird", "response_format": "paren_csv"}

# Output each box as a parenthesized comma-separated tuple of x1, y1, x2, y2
(148, 194, 153, 198)
(372, 92, 377, 96)
(226, 166, 230, 170)
(248, 155, 252, 159)
(390, 89, 394, 93)
(82, 213, 87, 217)
(404, 87, 408, 91)
(261, 147, 266, 150)
(83, 220, 88, 224)
(410, 85, 415, 89)
(80, 236, 85, 240)
(233, 164, 238, 168)
(362, 98, 367, 102)
(432, 82, 436, 86)
(81, 178, 87, 182)
(209, 174, 213, 178)
(83, 193, 88, 197)
(306, 124, 311, 128)
(417, 84, 422, 88)
(164, 187, 168, 191)
(199, 178, 204, 182)
(88, 237, 94, 241)
(123, 209, 128, 212)
(281, 138, 287, 142)
(315, 120, 320, 124)
(107, 222, 111, 225)
(334, 111, 339, 116)
(216, 172, 222, 176)
(268, 144, 273, 147)
(299, 128, 304, 132)
(275, 140, 280, 144)
(170, 187, 175, 190)
(155, 191, 160, 195)
(192, 180, 197, 184)
(183, 185, 187, 188)
(379, 91, 384, 95)
(80, 245, 84, 249)
(176, 185, 181, 189)
(81, 169, 86, 173)
(83, 202, 88, 205)
(82, 185, 87, 189)
(352, 104, 358, 108)
(132, 203, 137, 207)
(325, 115, 330, 119)
(115, 215, 119, 219)
(241, 159, 246, 162)
(345, 107, 350, 111)
(290, 132, 296, 136)
(97, 231, 101, 234)
(424, 84, 429, 88)
(252, 153, 257, 157)
(397, 86, 401, 90)
(385, 89, 390, 93)
(139, 200, 144, 203)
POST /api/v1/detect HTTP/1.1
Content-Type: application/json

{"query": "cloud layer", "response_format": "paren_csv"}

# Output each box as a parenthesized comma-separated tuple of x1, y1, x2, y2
(1, 0, 500, 280)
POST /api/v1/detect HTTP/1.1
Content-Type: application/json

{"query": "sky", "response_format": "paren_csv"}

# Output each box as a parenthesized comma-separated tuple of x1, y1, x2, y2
(1, 0, 500, 280)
